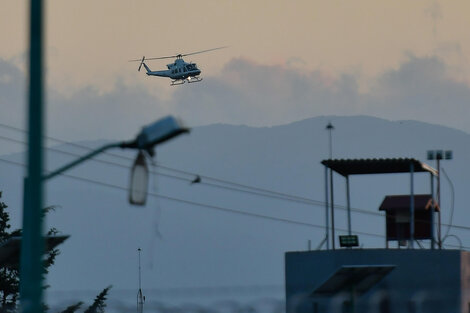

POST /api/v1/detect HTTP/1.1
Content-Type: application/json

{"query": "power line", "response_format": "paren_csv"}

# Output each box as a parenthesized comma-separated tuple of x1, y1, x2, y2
(0, 127, 385, 218)
(0, 156, 383, 239)
(1, 123, 470, 241)
(1, 156, 470, 251)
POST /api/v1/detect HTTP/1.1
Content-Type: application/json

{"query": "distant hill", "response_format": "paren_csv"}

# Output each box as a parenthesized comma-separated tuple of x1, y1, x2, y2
(0, 115, 468, 310)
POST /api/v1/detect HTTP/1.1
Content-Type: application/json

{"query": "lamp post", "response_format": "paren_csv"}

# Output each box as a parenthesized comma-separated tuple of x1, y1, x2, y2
(427, 149, 453, 249)
(20, 116, 188, 313)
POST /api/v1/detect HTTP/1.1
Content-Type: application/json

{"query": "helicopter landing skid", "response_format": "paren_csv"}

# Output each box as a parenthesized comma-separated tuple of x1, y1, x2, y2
(170, 77, 203, 86)
(188, 77, 203, 84)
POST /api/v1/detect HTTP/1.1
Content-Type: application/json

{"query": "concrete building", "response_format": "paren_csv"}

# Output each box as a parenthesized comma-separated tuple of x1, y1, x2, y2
(285, 158, 466, 313)
(285, 249, 470, 313)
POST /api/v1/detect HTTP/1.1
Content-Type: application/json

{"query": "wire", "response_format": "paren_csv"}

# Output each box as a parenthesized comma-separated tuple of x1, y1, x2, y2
(0, 156, 384, 240)
(1, 122, 470, 246)
(0, 126, 385, 219)
(1, 129, 470, 234)
(2, 156, 470, 252)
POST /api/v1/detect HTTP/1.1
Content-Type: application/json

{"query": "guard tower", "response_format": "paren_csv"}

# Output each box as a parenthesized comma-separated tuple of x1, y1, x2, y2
(379, 194, 440, 247)
(321, 158, 439, 249)
(283, 158, 470, 313)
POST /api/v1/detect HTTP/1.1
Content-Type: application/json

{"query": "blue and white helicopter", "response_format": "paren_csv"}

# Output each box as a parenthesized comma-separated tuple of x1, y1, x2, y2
(130, 47, 226, 86)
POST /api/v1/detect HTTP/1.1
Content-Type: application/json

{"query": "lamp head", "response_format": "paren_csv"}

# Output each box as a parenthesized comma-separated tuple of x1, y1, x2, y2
(135, 116, 189, 153)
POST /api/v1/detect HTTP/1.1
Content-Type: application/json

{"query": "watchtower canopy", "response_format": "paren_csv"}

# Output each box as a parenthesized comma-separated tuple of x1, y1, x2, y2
(321, 158, 438, 177)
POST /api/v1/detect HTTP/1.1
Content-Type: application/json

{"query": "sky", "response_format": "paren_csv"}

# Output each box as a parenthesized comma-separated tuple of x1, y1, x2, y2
(1, 1, 470, 143)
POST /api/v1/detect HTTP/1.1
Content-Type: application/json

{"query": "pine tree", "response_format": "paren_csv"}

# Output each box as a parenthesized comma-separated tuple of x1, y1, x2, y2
(0, 195, 61, 312)
(60, 301, 83, 313)
(0, 193, 113, 313)
(0, 192, 19, 313)
(84, 286, 112, 313)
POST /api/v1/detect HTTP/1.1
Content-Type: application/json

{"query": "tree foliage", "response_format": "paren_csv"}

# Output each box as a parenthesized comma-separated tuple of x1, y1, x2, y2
(0, 193, 112, 313)
(60, 301, 83, 313)
(84, 286, 112, 313)
(0, 192, 19, 313)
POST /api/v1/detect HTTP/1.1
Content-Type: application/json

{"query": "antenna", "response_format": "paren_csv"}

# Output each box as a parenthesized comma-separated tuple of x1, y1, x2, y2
(137, 248, 144, 313)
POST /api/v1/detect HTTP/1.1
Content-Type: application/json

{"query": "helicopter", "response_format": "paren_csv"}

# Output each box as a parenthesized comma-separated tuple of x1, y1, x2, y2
(130, 47, 227, 86)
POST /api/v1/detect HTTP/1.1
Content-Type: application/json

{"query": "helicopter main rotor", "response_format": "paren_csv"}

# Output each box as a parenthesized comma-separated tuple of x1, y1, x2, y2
(129, 46, 227, 62)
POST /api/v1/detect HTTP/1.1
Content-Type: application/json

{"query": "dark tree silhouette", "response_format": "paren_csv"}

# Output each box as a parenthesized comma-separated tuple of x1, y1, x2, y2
(60, 301, 83, 313)
(0, 192, 19, 313)
(84, 286, 112, 313)
(0, 193, 112, 313)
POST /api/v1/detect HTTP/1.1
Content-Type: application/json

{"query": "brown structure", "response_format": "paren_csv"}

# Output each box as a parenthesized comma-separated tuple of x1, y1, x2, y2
(379, 194, 439, 245)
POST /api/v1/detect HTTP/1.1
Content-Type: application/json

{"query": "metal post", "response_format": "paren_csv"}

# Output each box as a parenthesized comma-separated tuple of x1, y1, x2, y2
(325, 122, 334, 250)
(430, 173, 435, 249)
(436, 159, 442, 249)
(330, 168, 335, 250)
(409, 162, 415, 249)
(20, 0, 45, 312)
(324, 165, 329, 250)
(137, 248, 144, 313)
(346, 175, 351, 236)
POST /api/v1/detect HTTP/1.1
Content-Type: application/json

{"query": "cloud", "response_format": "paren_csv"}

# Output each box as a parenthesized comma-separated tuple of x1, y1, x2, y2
(366, 54, 470, 132)
(1, 54, 470, 142)
(424, 1, 443, 37)
(0, 58, 26, 128)
(168, 58, 361, 126)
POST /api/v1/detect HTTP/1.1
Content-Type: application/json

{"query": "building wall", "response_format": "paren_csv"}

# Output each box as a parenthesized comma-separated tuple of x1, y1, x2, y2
(460, 252, 470, 313)
(285, 249, 462, 313)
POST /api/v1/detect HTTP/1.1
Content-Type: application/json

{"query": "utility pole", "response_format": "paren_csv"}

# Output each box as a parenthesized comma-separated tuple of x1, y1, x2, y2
(20, 1, 45, 312)
(326, 122, 335, 250)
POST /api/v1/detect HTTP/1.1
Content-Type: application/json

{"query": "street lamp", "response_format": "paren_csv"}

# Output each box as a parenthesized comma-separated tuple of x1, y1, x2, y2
(20, 115, 189, 313)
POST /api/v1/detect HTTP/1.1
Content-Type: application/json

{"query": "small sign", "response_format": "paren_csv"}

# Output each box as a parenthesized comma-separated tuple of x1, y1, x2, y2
(339, 235, 359, 247)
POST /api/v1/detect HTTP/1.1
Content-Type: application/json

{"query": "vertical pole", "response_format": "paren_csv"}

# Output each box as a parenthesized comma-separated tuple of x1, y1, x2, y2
(409, 162, 415, 249)
(437, 159, 442, 249)
(346, 175, 352, 236)
(137, 248, 144, 313)
(20, 0, 45, 313)
(324, 165, 329, 250)
(325, 122, 335, 250)
(430, 173, 435, 249)
(330, 168, 335, 250)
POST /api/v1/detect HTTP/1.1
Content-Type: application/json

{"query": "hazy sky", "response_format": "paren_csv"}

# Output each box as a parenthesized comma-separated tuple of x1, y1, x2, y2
(2, 1, 470, 139)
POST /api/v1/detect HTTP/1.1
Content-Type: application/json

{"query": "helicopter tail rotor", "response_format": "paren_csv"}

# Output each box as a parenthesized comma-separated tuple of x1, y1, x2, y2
(138, 56, 146, 72)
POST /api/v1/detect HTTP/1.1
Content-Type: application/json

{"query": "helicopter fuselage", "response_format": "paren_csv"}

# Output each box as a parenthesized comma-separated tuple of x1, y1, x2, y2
(144, 58, 201, 80)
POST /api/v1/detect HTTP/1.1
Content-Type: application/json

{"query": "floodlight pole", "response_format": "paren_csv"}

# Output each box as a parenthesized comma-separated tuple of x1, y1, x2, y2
(324, 166, 329, 250)
(436, 158, 441, 248)
(430, 173, 435, 249)
(409, 162, 415, 249)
